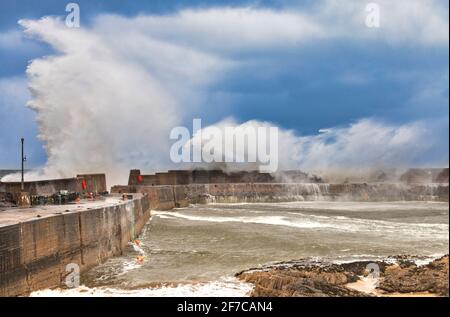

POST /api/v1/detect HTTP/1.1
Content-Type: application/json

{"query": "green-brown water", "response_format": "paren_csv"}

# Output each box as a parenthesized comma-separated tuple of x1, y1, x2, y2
(32, 201, 449, 296)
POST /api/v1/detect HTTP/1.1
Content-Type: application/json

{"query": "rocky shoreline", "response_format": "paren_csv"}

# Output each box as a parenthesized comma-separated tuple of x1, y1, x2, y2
(236, 255, 449, 297)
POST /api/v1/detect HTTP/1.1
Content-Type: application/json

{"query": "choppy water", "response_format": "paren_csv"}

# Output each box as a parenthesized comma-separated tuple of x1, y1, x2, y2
(31, 201, 449, 297)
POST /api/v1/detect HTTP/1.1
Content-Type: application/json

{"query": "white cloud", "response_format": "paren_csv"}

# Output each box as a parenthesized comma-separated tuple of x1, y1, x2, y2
(315, 0, 449, 46)
(108, 7, 326, 52)
(89, 1, 448, 56)
(68, 0, 448, 70)
(373, 0, 449, 45)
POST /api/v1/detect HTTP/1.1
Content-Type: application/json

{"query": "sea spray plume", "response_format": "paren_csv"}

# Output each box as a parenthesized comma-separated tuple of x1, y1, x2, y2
(291, 119, 435, 170)
(14, 15, 231, 186)
(16, 17, 181, 185)
(185, 118, 441, 178)
(183, 118, 279, 173)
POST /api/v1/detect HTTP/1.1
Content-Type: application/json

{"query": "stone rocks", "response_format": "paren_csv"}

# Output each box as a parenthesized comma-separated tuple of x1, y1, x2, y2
(378, 256, 449, 296)
(238, 269, 367, 297)
(236, 255, 449, 297)
(436, 168, 449, 183)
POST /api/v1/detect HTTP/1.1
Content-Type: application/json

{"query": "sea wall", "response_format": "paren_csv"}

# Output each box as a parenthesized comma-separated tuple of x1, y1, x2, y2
(127, 168, 449, 186)
(128, 169, 311, 186)
(111, 182, 449, 207)
(0, 194, 150, 297)
(0, 174, 107, 198)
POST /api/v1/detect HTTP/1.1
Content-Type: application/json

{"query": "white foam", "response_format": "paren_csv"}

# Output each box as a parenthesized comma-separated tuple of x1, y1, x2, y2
(154, 212, 331, 229)
(261, 201, 450, 212)
(346, 276, 378, 294)
(30, 277, 253, 297)
(413, 254, 446, 267)
(153, 210, 449, 240)
(128, 242, 146, 255)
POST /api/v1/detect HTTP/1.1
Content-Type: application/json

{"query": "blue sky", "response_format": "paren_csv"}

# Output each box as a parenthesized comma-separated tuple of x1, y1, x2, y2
(0, 0, 448, 171)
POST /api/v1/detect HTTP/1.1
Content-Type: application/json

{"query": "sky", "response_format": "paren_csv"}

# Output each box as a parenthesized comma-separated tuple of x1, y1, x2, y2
(0, 0, 448, 177)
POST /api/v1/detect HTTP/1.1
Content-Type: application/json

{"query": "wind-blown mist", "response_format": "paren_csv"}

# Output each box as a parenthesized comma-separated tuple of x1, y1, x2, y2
(2, 4, 448, 186)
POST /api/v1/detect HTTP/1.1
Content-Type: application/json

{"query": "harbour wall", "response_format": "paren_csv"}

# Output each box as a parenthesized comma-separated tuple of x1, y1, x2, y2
(111, 182, 449, 210)
(0, 174, 107, 203)
(0, 194, 150, 297)
(128, 168, 449, 186)
(128, 169, 321, 186)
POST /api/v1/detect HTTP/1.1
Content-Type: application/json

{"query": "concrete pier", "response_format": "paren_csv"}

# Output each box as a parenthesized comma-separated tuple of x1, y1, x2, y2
(0, 194, 150, 296)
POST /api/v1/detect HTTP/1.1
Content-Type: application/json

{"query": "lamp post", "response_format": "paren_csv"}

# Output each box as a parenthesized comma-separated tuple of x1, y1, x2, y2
(17, 137, 30, 207)
(21, 137, 26, 191)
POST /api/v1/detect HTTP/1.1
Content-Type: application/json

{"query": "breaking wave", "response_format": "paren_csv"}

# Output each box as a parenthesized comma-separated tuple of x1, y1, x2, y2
(30, 277, 253, 297)
(153, 209, 449, 240)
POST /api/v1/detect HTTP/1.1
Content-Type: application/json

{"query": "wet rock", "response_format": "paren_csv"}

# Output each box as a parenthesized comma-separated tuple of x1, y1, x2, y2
(378, 256, 448, 296)
(236, 255, 449, 297)
(237, 262, 369, 297)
